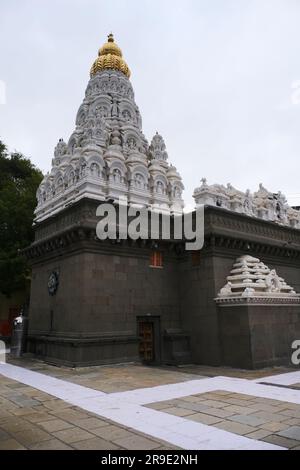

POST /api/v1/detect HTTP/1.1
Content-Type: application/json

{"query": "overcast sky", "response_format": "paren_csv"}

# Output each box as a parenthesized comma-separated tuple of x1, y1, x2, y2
(1, 0, 300, 208)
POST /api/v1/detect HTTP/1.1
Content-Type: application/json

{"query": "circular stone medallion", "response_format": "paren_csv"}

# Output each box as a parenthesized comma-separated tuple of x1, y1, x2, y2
(48, 272, 59, 296)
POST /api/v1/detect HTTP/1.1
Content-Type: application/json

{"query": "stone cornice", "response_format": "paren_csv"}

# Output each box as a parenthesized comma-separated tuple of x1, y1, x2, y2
(205, 206, 300, 247)
(24, 227, 182, 264)
(215, 296, 300, 306)
(24, 199, 300, 262)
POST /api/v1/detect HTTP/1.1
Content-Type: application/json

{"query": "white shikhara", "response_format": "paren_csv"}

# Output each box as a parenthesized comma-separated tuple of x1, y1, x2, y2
(35, 67, 184, 223)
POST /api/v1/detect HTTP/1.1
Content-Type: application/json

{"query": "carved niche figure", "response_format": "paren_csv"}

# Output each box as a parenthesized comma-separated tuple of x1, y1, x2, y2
(56, 178, 64, 195)
(243, 189, 254, 214)
(134, 173, 145, 189)
(265, 270, 282, 292)
(95, 105, 108, 119)
(112, 168, 122, 184)
(75, 167, 80, 182)
(68, 171, 75, 187)
(111, 97, 119, 118)
(81, 162, 87, 178)
(277, 191, 288, 205)
(127, 137, 137, 150)
(54, 138, 67, 158)
(46, 185, 52, 200)
(90, 163, 101, 177)
(173, 186, 182, 198)
(122, 110, 131, 121)
(275, 192, 288, 223)
(275, 202, 283, 221)
(219, 282, 232, 296)
(244, 199, 251, 213)
(258, 183, 268, 193)
(156, 181, 164, 195)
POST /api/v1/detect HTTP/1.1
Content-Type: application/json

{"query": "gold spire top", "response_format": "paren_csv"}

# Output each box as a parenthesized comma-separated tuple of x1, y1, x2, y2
(90, 33, 131, 78)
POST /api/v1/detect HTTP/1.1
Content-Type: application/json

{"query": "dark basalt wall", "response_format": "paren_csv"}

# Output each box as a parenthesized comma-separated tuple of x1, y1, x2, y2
(25, 199, 300, 368)
(179, 207, 300, 367)
(217, 304, 300, 369)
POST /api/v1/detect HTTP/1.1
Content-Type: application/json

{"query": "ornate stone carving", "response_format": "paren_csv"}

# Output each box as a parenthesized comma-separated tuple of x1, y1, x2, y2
(34, 36, 185, 222)
(126, 136, 137, 151)
(54, 138, 67, 158)
(216, 255, 300, 302)
(51, 139, 67, 167)
(111, 97, 119, 118)
(194, 179, 300, 230)
(48, 271, 59, 296)
(149, 132, 168, 162)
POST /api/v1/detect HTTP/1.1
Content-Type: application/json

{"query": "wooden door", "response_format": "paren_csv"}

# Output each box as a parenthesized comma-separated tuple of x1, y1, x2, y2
(139, 321, 154, 362)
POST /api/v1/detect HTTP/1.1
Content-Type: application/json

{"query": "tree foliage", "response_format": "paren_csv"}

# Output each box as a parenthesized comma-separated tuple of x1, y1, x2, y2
(0, 140, 43, 296)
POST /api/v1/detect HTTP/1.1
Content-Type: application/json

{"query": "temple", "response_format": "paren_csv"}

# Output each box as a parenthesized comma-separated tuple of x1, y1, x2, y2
(35, 34, 184, 222)
(25, 35, 300, 369)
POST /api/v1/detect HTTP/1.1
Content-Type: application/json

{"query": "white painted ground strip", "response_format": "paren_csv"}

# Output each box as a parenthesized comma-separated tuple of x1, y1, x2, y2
(253, 370, 300, 386)
(1, 364, 300, 450)
(109, 375, 300, 405)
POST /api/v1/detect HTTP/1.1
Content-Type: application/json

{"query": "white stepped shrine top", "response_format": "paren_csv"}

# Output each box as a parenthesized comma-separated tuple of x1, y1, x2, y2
(216, 255, 300, 304)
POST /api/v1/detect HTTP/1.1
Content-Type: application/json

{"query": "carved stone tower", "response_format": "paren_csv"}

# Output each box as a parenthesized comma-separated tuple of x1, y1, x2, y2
(35, 34, 184, 222)
(26, 35, 189, 367)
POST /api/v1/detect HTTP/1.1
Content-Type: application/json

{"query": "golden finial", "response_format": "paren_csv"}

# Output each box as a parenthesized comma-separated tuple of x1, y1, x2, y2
(90, 33, 131, 78)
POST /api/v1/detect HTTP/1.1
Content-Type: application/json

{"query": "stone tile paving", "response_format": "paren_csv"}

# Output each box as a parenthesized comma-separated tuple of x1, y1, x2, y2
(173, 364, 296, 380)
(0, 374, 179, 450)
(145, 390, 300, 449)
(9, 357, 295, 392)
(289, 383, 300, 390)
(7, 358, 202, 393)
(1, 357, 299, 450)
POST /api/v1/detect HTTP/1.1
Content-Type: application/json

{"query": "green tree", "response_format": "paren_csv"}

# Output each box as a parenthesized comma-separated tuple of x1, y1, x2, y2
(0, 140, 43, 297)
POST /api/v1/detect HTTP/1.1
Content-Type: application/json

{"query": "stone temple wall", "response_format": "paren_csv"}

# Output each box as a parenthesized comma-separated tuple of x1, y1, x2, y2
(26, 199, 188, 366)
(178, 205, 300, 368)
(25, 201, 300, 368)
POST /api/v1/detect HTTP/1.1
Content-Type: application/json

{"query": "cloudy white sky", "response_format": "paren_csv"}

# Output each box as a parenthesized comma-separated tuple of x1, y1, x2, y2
(1, 0, 300, 208)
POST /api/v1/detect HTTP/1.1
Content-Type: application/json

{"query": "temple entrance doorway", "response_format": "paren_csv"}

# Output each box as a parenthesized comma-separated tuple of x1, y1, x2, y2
(137, 316, 161, 365)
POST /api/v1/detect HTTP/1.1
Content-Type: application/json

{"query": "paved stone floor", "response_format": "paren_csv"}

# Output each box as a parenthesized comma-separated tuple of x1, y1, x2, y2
(8, 357, 293, 390)
(0, 374, 177, 450)
(0, 358, 300, 450)
(146, 390, 300, 449)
